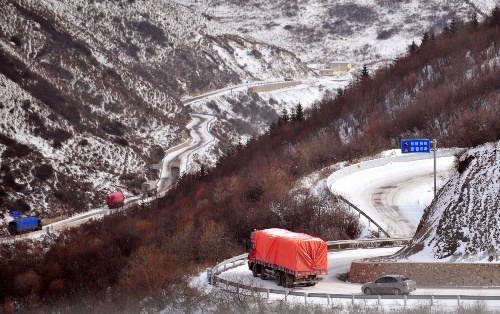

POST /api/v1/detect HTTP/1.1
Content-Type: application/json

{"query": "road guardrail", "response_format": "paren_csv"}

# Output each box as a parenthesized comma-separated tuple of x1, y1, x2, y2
(206, 237, 500, 308)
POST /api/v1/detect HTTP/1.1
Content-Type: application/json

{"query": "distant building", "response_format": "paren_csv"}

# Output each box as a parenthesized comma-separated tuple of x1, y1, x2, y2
(319, 61, 352, 77)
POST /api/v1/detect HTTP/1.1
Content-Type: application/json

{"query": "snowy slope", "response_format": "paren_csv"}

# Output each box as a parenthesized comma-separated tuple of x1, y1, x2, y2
(0, 0, 314, 225)
(186, 77, 351, 154)
(396, 141, 500, 262)
(175, 0, 500, 71)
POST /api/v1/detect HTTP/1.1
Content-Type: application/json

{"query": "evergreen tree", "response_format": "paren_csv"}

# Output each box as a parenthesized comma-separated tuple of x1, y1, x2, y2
(337, 87, 345, 97)
(408, 40, 418, 54)
(280, 108, 289, 123)
(236, 137, 244, 151)
(430, 31, 436, 41)
(469, 11, 479, 29)
(226, 142, 237, 157)
(196, 165, 206, 178)
(360, 64, 370, 78)
(290, 107, 297, 121)
(268, 121, 278, 133)
(294, 103, 304, 121)
(215, 153, 225, 167)
(489, 6, 500, 27)
(421, 32, 430, 46)
(449, 19, 458, 34)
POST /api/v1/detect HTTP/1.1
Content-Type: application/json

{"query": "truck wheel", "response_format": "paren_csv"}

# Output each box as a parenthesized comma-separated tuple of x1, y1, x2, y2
(284, 273, 294, 288)
(260, 267, 267, 280)
(281, 273, 289, 287)
(275, 271, 282, 286)
(252, 264, 259, 277)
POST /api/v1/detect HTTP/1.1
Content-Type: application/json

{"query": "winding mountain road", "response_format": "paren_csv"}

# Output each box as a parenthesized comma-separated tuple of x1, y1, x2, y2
(4, 78, 307, 240)
(331, 155, 455, 237)
(158, 114, 216, 192)
(2, 106, 218, 241)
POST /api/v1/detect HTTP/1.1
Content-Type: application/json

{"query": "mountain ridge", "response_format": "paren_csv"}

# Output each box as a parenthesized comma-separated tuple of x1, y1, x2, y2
(0, 0, 310, 222)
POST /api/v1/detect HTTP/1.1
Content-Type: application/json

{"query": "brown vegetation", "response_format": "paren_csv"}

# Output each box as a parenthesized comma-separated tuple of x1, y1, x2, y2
(3, 7, 500, 313)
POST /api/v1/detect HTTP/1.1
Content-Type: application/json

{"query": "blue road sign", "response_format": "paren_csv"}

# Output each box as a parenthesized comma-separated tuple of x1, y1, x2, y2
(401, 139, 431, 154)
(9, 210, 20, 217)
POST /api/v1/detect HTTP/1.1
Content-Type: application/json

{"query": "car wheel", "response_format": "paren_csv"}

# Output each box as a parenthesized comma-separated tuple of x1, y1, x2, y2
(364, 287, 372, 295)
(393, 288, 401, 295)
(260, 267, 267, 280)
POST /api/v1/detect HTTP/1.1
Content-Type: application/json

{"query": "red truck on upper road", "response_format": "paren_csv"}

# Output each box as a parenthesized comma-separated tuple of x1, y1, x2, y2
(106, 191, 124, 209)
(247, 228, 328, 287)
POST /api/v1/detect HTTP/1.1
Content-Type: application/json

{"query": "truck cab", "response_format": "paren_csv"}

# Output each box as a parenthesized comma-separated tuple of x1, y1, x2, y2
(142, 180, 158, 197)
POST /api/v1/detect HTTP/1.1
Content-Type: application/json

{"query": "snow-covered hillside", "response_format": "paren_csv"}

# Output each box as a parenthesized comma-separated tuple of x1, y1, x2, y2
(186, 77, 351, 162)
(175, 0, 499, 71)
(395, 141, 500, 262)
(0, 0, 313, 226)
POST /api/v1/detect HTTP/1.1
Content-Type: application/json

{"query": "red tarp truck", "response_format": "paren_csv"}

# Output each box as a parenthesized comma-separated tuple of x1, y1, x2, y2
(106, 191, 124, 209)
(247, 228, 328, 287)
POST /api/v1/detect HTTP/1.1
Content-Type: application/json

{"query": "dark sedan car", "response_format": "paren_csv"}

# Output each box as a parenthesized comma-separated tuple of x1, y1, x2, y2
(361, 274, 416, 295)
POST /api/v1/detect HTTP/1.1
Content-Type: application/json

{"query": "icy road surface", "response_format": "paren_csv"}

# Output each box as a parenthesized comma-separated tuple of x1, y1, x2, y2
(215, 247, 500, 296)
(331, 156, 455, 237)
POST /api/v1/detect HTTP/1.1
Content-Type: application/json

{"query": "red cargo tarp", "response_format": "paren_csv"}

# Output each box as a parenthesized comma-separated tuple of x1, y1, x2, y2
(106, 192, 124, 205)
(252, 228, 327, 273)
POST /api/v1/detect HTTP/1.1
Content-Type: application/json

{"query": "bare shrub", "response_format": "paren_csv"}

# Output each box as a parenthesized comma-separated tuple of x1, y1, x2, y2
(328, 4, 376, 23)
(119, 172, 143, 192)
(1, 170, 25, 192)
(145, 46, 156, 55)
(149, 145, 165, 161)
(130, 20, 167, 44)
(52, 182, 91, 213)
(14, 199, 31, 212)
(78, 138, 88, 146)
(0, 135, 33, 158)
(10, 35, 22, 47)
(264, 21, 279, 29)
(101, 120, 125, 136)
(322, 20, 354, 36)
(125, 42, 140, 58)
(456, 154, 474, 174)
(43, 128, 72, 143)
(14, 270, 41, 296)
(206, 100, 221, 114)
(281, 1, 299, 17)
(250, 49, 262, 59)
(35, 164, 53, 181)
(377, 27, 399, 39)
(114, 137, 129, 147)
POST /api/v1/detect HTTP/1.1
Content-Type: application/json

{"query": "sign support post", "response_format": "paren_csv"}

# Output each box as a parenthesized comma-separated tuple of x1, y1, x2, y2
(401, 138, 437, 199)
(432, 139, 437, 198)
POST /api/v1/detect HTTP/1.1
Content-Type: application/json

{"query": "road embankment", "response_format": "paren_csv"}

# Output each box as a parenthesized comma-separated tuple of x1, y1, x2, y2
(250, 81, 301, 93)
(350, 260, 500, 287)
